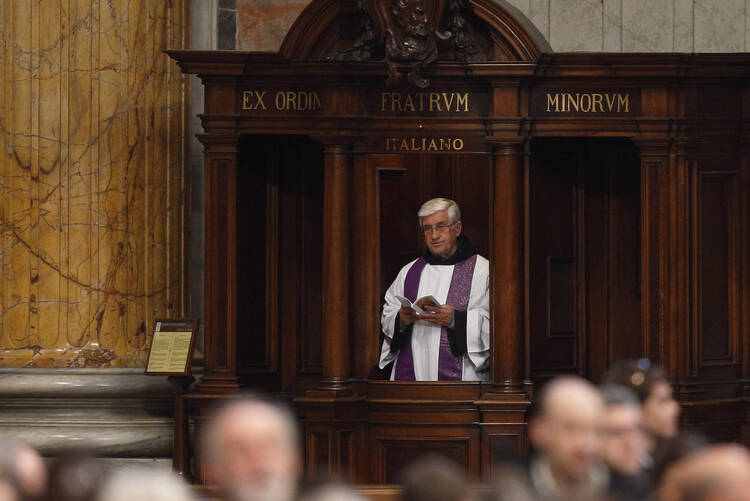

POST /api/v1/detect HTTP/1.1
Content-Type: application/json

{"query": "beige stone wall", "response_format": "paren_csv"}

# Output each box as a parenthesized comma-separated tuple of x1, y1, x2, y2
(233, 0, 750, 53)
(0, 0, 189, 367)
(505, 0, 750, 52)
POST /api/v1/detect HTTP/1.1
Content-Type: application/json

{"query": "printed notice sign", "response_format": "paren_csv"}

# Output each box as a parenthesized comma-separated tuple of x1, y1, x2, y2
(145, 319, 198, 376)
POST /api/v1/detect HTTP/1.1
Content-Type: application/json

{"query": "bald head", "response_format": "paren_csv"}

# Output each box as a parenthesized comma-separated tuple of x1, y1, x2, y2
(202, 398, 301, 501)
(529, 377, 605, 485)
(659, 445, 750, 501)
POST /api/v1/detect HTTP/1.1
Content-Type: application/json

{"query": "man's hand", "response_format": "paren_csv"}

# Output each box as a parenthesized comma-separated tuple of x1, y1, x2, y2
(399, 306, 419, 326)
(419, 304, 455, 327)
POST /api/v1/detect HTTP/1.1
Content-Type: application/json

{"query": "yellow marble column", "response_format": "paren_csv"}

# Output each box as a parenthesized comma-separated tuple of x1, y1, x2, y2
(0, 0, 189, 367)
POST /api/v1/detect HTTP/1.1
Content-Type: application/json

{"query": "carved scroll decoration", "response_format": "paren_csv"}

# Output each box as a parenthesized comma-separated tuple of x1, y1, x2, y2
(326, 0, 487, 88)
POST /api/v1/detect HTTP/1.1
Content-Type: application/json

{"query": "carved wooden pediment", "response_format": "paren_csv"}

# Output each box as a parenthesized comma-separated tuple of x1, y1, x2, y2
(279, 0, 549, 86)
(325, 0, 487, 87)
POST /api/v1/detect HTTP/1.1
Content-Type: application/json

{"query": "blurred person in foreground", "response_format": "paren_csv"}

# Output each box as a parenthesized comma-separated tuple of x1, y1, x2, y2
(45, 455, 106, 501)
(658, 444, 750, 501)
(598, 384, 651, 501)
(604, 359, 680, 459)
(0, 467, 20, 501)
(96, 466, 192, 501)
(0, 441, 46, 501)
(527, 376, 608, 501)
(651, 430, 708, 486)
(399, 455, 476, 501)
(297, 482, 368, 501)
(200, 397, 301, 501)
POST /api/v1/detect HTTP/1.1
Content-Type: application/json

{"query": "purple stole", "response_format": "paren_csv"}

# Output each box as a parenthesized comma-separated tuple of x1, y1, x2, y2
(394, 254, 478, 381)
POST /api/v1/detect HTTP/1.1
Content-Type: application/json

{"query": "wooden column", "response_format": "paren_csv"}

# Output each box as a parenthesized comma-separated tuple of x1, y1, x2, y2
(489, 140, 528, 391)
(320, 143, 352, 391)
(295, 141, 366, 481)
(476, 139, 531, 479)
(198, 136, 240, 393)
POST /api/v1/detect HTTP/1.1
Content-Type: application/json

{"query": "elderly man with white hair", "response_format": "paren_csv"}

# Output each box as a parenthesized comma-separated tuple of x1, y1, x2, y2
(200, 397, 301, 501)
(379, 197, 490, 381)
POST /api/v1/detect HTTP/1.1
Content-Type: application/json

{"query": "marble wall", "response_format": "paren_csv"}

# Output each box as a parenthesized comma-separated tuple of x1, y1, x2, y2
(505, 0, 750, 52)
(227, 0, 750, 53)
(236, 0, 309, 51)
(0, 0, 190, 368)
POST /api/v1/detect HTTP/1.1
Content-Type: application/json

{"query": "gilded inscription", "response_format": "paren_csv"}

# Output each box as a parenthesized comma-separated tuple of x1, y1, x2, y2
(545, 92, 630, 113)
(385, 137, 465, 152)
(242, 90, 321, 111)
(380, 92, 469, 113)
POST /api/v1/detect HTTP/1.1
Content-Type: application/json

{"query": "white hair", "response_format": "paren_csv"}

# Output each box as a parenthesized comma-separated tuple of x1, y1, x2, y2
(200, 397, 300, 463)
(97, 466, 192, 501)
(417, 198, 461, 225)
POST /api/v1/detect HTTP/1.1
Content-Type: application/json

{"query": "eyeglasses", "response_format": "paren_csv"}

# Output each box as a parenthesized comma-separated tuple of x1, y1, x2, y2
(421, 223, 453, 235)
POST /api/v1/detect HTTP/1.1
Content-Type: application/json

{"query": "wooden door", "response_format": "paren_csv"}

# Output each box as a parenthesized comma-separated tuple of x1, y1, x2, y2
(529, 138, 641, 384)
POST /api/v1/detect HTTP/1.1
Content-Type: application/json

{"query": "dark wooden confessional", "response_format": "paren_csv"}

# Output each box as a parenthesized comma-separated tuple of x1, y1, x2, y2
(169, 0, 750, 484)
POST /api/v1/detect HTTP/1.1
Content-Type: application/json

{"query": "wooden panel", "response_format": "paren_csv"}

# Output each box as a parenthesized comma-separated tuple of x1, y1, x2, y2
(547, 257, 575, 338)
(603, 145, 642, 366)
(306, 429, 331, 475)
(235, 135, 324, 391)
(372, 433, 477, 483)
(488, 433, 522, 465)
(585, 141, 641, 380)
(278, 137, 324, 389)
(698, 171, 738, 366)
(236, 138, 271, 372)
(530, 139, 641, 382)
(529, 140, 578, 377)
(211, 159, 232, 372)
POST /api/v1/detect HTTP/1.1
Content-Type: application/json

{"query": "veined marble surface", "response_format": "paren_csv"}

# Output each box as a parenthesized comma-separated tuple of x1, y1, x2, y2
(237, 0, 309, 51)
(0, 0, 190, 367)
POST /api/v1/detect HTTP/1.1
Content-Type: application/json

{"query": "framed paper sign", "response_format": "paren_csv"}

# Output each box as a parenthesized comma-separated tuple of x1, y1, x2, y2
(145, 319, 199, 376)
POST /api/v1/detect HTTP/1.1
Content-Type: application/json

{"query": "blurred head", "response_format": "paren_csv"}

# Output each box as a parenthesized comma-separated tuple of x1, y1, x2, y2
(201, 398, 301, 501)
(0, 441, 46, 501)
(45, 455, 106, 501)
(652, 431, 709, 485)
(400, 455, 475, 501)
(604, 359, 680, 444)
(297, 483, 368, 501)
(96, 467, 191, 501)
(529, 376, 604, 484)
(598, 384, 647, 476)
(659, 445, 750, 501)
(418, 198, 462, 259)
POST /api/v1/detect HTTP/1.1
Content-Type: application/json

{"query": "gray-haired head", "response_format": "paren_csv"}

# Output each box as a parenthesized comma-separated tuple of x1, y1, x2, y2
(417, 198, 461, 226)
(599, 383, 640, 408)
(200, 396, 301, 501)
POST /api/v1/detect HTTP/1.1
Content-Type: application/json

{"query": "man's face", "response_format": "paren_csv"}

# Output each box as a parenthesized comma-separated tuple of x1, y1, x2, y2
(599, 404, 646, 475)
(642, 381, 680, 441)
(213, 406, 299, 501)
(421, 210, 462, 259)
(530, 381, 604, 483)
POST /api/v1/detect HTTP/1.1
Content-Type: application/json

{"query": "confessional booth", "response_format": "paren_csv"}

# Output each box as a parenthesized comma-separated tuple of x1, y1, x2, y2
(169, 0, 750, 484)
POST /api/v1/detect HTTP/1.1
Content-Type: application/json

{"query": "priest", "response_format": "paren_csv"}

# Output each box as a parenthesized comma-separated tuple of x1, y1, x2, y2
(379, 198, 490, 381)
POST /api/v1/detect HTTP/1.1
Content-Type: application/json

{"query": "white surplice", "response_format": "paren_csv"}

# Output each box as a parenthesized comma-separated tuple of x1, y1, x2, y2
(379, 256, 490, 381)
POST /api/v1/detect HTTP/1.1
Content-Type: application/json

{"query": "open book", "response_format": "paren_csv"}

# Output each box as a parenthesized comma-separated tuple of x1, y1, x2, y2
(396, 295, 442, 315)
